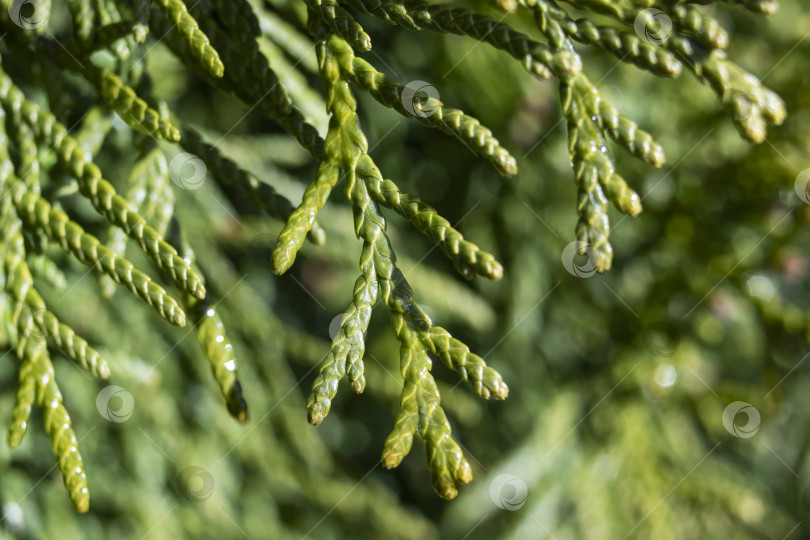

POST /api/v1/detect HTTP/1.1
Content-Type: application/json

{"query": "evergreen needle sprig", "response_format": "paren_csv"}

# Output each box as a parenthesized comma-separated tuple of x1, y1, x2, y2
(530, 2, 658, 271)
(551, 0, 785, 144)
(152, 8, 326, 159)
(34, 28, 180, 142)
(90, 67, 181, 142)
(306, 262, 377, 420)
(166, 221, 248, 423)
(357, 155, 504, 280)
(27, 254, 67, 290)
(669, 3, 729, 49)
(84, 0, 138, 62)
(271, 159, 339, 274)
(65, 0, 95, 41)
(597, 100, 666, 166)
(422, 326, 508, 399)
(520, 0, 780, 271)
(0, 190, 91, 509)
(99, 140, 175, 297)
(300, 28, 506, 499)
(12, 337, 90, 511)
(381, 269, 474, 499)
(6, 335, 35, 448)
(305, 0, 373, 51)
(667, 36, 785, 143)
(0, 117, 109, 381)
(0, 0, 789, 511)
(11, 184, 187, 326)
(6, 121, 39, 188)
(81, 20, 147, 54)
(334, 46, 518, 176)
(152, 0, 225, 77)
(341, 0, 582, 80)
(0, 65, 207, 299)
(526, 0, 682, 77)
(179, 126, 327, 245)
(1, 245, 111, 378)
(560, 78, 615, 271)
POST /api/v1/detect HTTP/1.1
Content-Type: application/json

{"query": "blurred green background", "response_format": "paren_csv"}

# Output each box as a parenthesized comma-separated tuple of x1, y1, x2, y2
(1, 0, 810, 538)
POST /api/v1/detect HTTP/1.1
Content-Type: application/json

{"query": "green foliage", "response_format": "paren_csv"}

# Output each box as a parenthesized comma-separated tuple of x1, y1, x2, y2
(0, 0, 805, 537)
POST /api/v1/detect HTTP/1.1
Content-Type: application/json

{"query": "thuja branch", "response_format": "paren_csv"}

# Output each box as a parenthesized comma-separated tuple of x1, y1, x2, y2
(0, 0, 787, 510)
